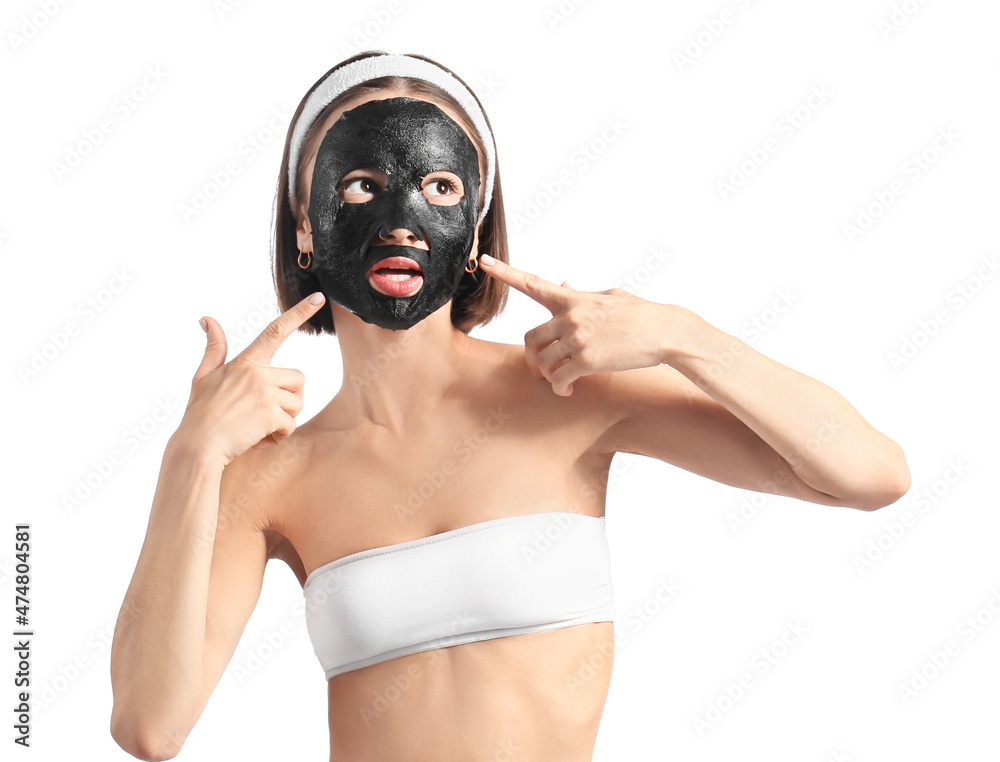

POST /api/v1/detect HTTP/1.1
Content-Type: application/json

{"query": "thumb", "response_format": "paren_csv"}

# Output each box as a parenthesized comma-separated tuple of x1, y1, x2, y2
(560, 280, 575, 290)
(193, 316, 228, 384)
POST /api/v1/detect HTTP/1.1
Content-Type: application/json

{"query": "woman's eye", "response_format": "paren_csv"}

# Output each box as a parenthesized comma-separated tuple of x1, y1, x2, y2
(424, 178, 458, 197)
(343, 178, 376, 195)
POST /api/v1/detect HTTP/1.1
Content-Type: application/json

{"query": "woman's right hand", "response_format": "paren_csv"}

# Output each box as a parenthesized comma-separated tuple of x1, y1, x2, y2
(173, 292, 327, 467)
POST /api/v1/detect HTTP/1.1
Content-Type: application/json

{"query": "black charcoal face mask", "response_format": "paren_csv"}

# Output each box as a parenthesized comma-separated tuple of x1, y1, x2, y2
(306, 97, 481, 331)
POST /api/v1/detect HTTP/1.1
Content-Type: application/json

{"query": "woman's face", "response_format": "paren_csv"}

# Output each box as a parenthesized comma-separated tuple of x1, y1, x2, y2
(296, 89, 485, 331)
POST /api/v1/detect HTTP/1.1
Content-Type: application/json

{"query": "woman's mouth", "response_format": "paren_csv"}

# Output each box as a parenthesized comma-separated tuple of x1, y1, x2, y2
(367, 256, 424, 297)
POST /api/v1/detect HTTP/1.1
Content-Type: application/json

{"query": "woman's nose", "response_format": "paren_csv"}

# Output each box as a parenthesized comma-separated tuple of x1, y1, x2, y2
(375, 227, 427, 246)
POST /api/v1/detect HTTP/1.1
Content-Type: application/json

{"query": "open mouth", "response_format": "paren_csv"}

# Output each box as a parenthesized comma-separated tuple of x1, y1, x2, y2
(367, 256, 424, 297)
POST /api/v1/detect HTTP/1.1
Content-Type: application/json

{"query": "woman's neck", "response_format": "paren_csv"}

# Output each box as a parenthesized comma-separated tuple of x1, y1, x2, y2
(326, 302, 480, 433)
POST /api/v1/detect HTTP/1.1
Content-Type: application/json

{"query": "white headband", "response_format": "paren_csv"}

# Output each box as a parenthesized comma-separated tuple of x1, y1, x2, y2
(287, 53, 496, 227)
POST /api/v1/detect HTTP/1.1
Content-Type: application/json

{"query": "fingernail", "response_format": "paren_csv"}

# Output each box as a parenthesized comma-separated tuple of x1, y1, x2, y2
(199, 318, 208, 333)
(309, 292, 325, 305)
(480, 254, 496, 266)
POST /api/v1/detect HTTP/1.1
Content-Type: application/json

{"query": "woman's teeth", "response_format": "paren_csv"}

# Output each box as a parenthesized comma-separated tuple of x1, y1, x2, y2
(368, 267, 424, 296)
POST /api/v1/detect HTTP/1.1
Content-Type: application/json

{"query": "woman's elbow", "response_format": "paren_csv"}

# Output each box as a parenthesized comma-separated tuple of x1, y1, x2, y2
(857, 453, 912, 511)
(110, 709, 185, 761)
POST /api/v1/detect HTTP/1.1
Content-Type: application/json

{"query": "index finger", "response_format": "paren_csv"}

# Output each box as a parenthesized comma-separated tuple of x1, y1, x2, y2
(237, 292, 326, 365)
(479, 256, 568, 314)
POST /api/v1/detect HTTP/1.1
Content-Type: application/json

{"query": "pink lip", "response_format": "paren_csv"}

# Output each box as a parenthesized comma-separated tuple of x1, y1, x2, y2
(367, 255, 424, 297)
(367, 256, 423, 277)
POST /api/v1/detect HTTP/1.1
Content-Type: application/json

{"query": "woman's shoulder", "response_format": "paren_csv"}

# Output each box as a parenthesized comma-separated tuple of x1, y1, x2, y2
(466, 335, 617, 422)
(466, 335, 523, 359)
(219, 430, 317, 537)
(216, 432, 319, 586)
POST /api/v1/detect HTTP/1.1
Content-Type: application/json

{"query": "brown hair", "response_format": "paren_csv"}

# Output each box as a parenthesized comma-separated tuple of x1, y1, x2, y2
(271, 50, 509, 336)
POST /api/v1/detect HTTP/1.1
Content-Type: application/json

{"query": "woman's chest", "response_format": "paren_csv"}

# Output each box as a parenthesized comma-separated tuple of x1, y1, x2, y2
(265, 391, 616, 582)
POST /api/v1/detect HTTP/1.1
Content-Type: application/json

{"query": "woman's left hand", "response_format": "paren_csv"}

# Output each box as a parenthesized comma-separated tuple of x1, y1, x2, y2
(479, 255, 681, 396)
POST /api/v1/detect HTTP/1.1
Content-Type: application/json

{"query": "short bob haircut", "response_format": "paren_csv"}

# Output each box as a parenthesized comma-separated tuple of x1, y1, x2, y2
(271, 50, 509, 336)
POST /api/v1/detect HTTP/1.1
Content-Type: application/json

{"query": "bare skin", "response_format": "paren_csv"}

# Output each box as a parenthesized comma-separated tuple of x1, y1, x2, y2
(256, 339, 620, 761)
(110, 85, 910, 761)
(278, 86, 620, 759)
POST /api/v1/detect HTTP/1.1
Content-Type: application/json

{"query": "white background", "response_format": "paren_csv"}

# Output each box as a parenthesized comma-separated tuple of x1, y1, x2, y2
(3, 0, 999, 759)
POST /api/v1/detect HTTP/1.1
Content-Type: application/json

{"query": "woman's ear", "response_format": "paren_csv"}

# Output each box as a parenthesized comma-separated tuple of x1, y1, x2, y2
(296, 206, 313, 253)
(471, 223, 481, 259)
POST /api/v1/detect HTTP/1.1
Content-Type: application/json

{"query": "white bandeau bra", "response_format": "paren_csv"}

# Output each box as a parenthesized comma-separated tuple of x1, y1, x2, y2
(302, 511, 615, 679)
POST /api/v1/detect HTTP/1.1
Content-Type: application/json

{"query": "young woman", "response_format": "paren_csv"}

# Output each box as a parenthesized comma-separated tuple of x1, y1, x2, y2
(110, 51, 911, 761)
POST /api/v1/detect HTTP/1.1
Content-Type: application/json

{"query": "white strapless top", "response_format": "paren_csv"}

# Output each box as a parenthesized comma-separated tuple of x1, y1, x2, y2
(302, 512, 615, 679)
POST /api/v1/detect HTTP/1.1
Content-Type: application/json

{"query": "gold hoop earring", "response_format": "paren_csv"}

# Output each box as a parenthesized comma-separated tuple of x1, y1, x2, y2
(298, 250, 312, 269)
(464, 254, 479, 273)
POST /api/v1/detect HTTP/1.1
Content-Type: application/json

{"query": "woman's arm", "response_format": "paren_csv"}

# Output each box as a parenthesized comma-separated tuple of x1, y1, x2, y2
(110, 435, 269, 760)
(595, 306, 911, 510)
(477, 256, 911, 511)
(110, 295, 320, 759)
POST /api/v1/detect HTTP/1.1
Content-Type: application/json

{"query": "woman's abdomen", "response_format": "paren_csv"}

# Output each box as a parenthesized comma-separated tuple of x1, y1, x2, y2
(326, 621, 615, 761)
